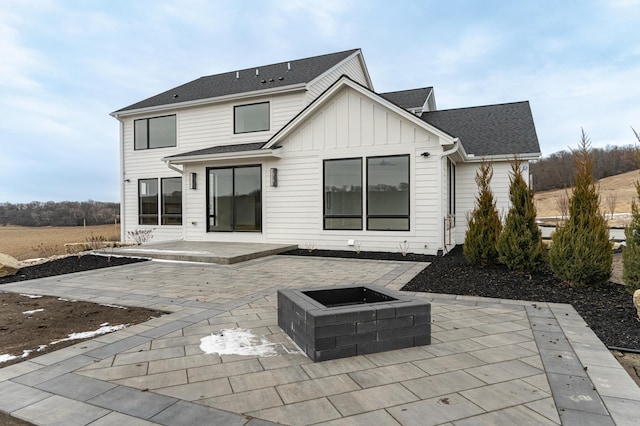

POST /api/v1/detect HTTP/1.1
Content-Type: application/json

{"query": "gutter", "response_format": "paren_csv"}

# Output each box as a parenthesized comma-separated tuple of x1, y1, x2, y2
(162, 148, 281, 165)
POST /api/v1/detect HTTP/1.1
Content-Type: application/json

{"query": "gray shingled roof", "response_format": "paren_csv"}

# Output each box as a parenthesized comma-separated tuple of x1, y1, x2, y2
(379, 87, 432, 110)
(420, 102, 540, 157)
(115, 49, 360, 113)
(164, 142, 267, 159)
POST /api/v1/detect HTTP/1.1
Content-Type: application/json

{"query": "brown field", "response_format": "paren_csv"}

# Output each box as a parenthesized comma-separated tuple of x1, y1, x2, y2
(534, 169, 640, 221)
(0, 224, 120, 261)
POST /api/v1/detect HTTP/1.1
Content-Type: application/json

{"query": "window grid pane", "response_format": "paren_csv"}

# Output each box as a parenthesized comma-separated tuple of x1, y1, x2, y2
(367, 155, 409, 231)
(138, 179, 158, 225)
(149, 116, 176, 148)
(161, 177, 182, 225)
(234, 103, 269, 133)
(323, 158, 362, 230)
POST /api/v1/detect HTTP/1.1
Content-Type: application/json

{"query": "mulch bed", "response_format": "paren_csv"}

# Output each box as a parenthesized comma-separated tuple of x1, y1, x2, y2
(284, 246, 640, 350)
(0, 254, 148, 284)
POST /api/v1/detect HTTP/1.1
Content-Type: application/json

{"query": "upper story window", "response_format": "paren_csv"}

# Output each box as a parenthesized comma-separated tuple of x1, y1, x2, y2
(134, 115, 176, 150)
(234, 102, 269, 134)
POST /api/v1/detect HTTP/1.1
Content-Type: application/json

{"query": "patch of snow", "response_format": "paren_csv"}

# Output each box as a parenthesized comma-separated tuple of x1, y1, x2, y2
(0, 354, 18, 363)
(51, 324, 127, 344)
(200, 328, 298, 357)
(22, 308, 44, 315)
(20, 294, 43, 299)
(57, 298, 76, 302)
(99, 303, 128, 309)
(0, 349, 34, 364)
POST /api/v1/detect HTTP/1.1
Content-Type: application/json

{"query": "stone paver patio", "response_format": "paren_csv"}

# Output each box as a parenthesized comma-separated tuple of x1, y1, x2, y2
(1, 254, 639, 425)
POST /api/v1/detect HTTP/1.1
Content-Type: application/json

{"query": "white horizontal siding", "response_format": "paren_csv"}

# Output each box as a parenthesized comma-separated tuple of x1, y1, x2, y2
(306, 54, 370, 103)
(120, 92, 305, 241)
(454, 160, 515, 243)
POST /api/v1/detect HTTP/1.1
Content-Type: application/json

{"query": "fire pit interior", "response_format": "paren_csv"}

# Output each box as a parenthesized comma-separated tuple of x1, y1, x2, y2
(303, 286, 397, 307)
(278, 285, 430, 362)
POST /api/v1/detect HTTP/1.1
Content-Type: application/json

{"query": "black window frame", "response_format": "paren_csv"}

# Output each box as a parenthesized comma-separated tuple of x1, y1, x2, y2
(134, 115, 177, 150)
(366, 154, 410, 231)
(206, 165, 262, 232)
(161, 177, 183, 225)
(138, 178, 158, 225)
(323, 157, 363, 231)
(233, 102, 270, 134)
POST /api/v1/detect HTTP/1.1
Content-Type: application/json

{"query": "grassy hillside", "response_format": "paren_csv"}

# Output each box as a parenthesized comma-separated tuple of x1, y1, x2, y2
(534, 169, 640, 219)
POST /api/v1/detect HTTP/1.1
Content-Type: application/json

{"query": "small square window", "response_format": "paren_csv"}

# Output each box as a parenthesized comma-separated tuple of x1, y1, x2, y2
(234, 102, 269, 134)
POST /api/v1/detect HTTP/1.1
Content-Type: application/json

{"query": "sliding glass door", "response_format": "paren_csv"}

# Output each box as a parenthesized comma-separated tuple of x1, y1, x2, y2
(207, 166, 261, 232)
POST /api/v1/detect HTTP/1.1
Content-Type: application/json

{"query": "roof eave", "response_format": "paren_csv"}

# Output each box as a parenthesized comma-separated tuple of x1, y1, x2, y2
(461, 151, 542, 162)
(162, 149, 281, 165)
(111, 83, 307, 119)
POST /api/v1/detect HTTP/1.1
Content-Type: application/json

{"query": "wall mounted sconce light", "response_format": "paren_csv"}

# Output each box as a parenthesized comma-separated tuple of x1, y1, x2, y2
(189, 172, 197, 190)
(270, 168, 278, 187)
(421, 152, 431, 158)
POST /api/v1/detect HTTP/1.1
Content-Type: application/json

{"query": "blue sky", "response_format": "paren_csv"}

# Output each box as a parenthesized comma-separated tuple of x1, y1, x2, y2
(1, 0, 639, 203)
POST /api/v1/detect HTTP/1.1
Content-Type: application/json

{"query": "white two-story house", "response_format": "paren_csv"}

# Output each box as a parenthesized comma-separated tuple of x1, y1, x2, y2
(111, 49, 540, 255)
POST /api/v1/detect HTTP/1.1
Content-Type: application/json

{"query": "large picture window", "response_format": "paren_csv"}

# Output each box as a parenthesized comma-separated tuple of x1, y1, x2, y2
(207, 166, 261, 232)
(367, 155, 409, 231)
(138, 179, 158, 225)
(161, 177, 182, 225)
(234, 102, 269, 134)
(323, 158, 363, 230)
(134, 115, 176, 149)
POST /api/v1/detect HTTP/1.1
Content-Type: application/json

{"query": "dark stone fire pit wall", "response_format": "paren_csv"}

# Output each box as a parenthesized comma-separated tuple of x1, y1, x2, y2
(278, 285, 431, 362)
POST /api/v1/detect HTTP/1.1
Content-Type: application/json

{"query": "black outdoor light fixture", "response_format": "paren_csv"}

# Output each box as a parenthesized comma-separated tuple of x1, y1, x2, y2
(270, 168, 278, 187)
(189, 172, 197, 190)
(421, 152, 431, 157)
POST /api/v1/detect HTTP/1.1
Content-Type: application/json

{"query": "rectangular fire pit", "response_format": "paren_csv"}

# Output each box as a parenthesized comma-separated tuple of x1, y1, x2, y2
(278, 285, 430, 362)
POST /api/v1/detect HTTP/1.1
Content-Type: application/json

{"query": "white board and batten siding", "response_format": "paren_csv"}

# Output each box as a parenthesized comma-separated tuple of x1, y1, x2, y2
(265, 86, 446, 255)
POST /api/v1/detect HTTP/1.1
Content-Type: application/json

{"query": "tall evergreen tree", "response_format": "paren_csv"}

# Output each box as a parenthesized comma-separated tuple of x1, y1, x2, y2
(497, 156, 546, 272)
(622, 127, 640, 293)
(549, 130, 612, 286)
(464, 160, 502, 266)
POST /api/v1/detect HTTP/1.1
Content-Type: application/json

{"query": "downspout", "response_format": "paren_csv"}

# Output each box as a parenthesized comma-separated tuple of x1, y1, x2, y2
(118, 119, 126, 242)
(163, 159, 183, 175)
(438, 139, 459, 254)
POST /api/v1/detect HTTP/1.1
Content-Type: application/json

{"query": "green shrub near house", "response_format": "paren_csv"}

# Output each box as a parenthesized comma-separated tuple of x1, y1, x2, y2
(622, 128, 640, 293)
(497, 157, 546, 273)
(464, 161, 502, 266)
(549, 130, 612, 287)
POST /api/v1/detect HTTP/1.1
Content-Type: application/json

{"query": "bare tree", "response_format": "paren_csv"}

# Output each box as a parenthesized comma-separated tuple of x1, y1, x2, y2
(605, 193, 617, 219)
(555, 190, 569, 220)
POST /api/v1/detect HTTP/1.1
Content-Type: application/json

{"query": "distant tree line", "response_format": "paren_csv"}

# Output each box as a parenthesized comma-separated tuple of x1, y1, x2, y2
(530, 144, 638, 191)
(0, 201, 119, 227)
